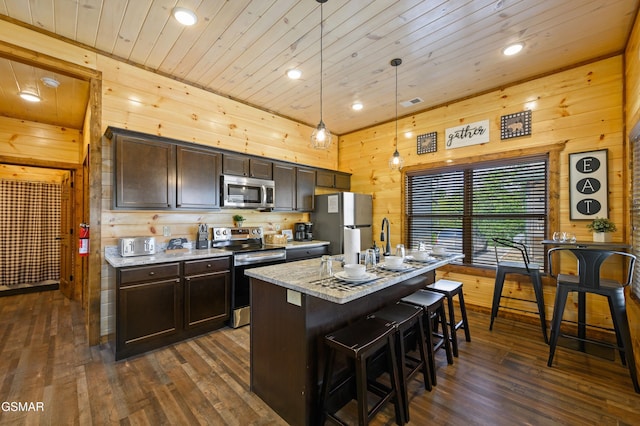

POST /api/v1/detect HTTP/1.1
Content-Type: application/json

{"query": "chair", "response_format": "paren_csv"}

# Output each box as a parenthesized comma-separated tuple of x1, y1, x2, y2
(369, 302, 432, 422)
(489, 237, 548, 343)
(546, 247, 639, 393)
(426, 279, 471, 357)
(319, 316, 405, 425)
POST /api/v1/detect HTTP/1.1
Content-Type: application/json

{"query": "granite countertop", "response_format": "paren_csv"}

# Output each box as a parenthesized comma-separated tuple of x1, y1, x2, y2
(104, 246, 231, 268)
(245, 253, 464, 304)
(104, 240, 329, 268)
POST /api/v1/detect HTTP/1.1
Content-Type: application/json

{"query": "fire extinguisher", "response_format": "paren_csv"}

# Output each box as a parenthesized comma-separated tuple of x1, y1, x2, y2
(79, 223, 90, 256)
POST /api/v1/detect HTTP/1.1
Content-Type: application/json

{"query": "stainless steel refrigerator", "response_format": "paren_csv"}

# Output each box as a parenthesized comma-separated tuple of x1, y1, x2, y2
(312, 192, 373, 255)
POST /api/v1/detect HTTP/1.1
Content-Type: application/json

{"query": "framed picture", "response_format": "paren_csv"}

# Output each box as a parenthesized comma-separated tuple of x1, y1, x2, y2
(569, 149, 608, 220)
(282, 229, 293, 241)
(500, 110, 532, 139)
(417, 132, 437, 154)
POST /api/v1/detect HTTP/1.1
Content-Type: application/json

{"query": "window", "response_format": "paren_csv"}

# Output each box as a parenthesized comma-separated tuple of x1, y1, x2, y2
(632, 133, 640, 298)
(405, 155, 548, 269)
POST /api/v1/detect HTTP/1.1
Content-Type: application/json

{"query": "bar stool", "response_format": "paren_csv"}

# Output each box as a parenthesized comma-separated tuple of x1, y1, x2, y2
(490, 237, 548, 343)
(401, 289, 453, 386)
(368, 302, 432, 422)
(547, 247, 639, 393)
(426, 279, 471, 357)
(319, 317, 405, 425)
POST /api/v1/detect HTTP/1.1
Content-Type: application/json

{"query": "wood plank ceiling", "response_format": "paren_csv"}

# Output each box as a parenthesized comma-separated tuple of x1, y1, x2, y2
(0, 0, 637, 135)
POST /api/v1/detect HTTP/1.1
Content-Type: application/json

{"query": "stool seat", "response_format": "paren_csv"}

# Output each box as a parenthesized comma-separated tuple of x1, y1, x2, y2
(401, 289, 453, 386)
(370, 302, 432, 422)
(426, 279, 471, 357)
(320, 317, 406, 425)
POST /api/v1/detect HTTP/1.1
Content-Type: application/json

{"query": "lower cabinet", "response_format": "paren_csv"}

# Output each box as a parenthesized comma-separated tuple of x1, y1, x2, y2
(115, 256, 231, 360)
(184, 258, 230, 334)
(286, 245, 329, 262)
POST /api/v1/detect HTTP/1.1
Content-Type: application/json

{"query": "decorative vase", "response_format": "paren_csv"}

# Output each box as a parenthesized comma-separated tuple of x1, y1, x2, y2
(235, 221, 244, 227)
(593, 232, 612, 243)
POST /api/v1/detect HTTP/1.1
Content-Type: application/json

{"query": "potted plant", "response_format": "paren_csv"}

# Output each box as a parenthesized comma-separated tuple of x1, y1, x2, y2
(587, 217, 616, 242)
(232, 214, 245, 227)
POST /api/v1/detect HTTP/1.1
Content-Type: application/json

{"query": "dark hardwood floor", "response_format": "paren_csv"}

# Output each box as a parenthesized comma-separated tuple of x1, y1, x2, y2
(1, 290, 639, 425)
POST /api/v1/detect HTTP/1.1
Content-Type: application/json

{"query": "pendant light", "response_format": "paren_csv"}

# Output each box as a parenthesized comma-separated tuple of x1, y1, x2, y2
(310, 0, 332, 149)
(389, 58, 404, 170)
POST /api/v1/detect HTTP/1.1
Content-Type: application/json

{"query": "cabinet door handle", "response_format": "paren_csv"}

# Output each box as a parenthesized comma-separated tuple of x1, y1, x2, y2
(149, 271, 155, 276)
(207, 263, 212, 268)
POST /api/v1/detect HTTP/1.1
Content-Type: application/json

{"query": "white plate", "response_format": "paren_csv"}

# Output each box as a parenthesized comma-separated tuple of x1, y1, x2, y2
(405, 255, 435, 262)
(334, 271, 378, 283)
(379, 263, 412, 271)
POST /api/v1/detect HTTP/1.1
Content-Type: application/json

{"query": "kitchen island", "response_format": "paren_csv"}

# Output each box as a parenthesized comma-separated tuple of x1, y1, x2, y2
(245, 254, 463, 426)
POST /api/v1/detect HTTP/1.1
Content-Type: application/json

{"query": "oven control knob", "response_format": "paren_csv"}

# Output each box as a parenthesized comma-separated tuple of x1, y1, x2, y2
(215, 230, 221, 235)
(255, 229, 261, 234)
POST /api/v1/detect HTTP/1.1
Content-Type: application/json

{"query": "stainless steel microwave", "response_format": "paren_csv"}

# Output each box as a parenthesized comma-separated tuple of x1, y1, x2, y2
(221, 174, 275, 209)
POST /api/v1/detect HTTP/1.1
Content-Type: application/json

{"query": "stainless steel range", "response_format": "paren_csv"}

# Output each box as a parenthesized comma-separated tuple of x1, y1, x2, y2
(211, 226, 286, 328)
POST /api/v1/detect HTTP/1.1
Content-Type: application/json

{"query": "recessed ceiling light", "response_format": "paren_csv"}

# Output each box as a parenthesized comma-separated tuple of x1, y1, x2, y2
(41, 77, 60, 88)
(351, 102, 363, 111)
(287, 69, 302, 79)
(173, 7, 197, 26)
(19, 91, 41, 102)
(503, 42, 524, 56)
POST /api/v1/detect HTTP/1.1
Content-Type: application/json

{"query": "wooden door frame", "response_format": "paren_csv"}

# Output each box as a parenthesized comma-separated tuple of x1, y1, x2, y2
(0, 40, 103, 346)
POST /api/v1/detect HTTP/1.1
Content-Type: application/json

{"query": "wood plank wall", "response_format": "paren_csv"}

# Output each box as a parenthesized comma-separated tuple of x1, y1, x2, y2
(340, 56, 627, 333)
(624, 10, 640, 374)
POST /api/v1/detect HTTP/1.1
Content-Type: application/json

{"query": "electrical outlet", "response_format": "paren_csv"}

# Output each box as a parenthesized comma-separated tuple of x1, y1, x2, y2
(275, 224, 281, 231)
(163, 226, 171, 236)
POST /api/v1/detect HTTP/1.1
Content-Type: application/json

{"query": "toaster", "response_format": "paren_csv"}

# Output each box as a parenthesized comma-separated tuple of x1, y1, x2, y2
(119, 237, 156, 257)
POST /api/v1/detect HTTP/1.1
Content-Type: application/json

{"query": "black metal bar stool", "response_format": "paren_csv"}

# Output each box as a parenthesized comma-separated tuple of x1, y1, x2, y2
(400, 289, 453, 386)
(426, 279, 471, 357)
(490, 237, 548, 343)
(547, 247, 639, 393)
(368, 302, 432, 422)
(319, 316, 406, 425)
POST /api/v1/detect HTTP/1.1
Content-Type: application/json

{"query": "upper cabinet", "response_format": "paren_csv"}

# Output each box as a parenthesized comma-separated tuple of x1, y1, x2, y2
(273, 163, 315, 212)
(223, 154, 273, 179)
(110, 128, 220, 210)
(114, 133, 176, 209)
(176, 146, 221, 209)
(316, 170, 351, 190)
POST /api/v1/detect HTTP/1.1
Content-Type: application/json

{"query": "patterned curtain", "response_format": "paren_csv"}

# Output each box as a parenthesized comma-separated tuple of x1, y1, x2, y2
(0, 180, 61, 286)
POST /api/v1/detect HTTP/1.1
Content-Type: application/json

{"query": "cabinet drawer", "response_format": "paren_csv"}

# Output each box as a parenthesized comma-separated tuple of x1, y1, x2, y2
(287, 246, 329, 261)
(184, 257, 231, 275)
(119, 262, 181, 285)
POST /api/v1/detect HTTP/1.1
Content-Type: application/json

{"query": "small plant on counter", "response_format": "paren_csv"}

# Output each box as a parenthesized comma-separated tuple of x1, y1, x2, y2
(233, 214, 246, 226)
(587, 217, 616, 233)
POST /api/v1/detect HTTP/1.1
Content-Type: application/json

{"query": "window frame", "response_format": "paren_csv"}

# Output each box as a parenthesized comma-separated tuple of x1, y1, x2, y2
(401, 145, 564, 273)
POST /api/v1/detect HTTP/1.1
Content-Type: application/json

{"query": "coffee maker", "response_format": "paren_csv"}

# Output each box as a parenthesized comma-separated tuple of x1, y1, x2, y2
(294, 222, 313, 241)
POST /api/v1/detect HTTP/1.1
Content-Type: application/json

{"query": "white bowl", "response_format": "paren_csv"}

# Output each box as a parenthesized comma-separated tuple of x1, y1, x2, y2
(413, 251, 432, 261)
(384, 256, 404, 267)
(432, 245, 447, 255)
(343, 263, 367, 278)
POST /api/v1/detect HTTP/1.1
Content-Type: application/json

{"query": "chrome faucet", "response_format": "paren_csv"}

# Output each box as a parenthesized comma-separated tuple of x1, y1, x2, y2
(381, 217, 391, 255)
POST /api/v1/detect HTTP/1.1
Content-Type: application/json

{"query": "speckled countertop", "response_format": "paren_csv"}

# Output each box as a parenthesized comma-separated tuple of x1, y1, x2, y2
(104, 240, 329, 268)
(245, 254, 464, 304)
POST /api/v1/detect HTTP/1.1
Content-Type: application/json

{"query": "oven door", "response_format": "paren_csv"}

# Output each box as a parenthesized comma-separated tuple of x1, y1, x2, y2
(231, 249, 286, 328)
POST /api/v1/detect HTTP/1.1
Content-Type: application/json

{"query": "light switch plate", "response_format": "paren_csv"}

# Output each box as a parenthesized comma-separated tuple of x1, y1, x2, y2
(286, 289, 302, 306)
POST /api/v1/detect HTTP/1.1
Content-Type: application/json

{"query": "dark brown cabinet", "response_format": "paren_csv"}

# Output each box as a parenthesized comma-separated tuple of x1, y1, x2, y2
(116, 262, 182, 360)
(115, 256, 231, 360)
(273, 163, 315, 211)
(184, 257, 231, 333)
(114, 134, 175, 209)
(177, 146, 221, 209)
(286, 245, 329, 262)
(223, 154, 273, 179)
(316, 170, 351, 190)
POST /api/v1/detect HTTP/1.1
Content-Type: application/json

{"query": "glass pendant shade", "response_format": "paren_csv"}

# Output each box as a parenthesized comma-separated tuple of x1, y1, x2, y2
(311, 120, 332, 149)
(389, 149, 404, 170)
